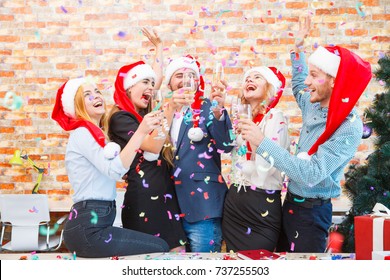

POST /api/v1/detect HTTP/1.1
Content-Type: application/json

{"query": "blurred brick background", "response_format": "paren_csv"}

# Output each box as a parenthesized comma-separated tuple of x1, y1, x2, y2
(0, 0, 389, 199)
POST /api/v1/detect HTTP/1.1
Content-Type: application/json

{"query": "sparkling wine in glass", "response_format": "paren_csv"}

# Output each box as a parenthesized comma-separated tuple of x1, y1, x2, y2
(237, 103, 252, 120)
(182, 72, 197, 95)
(211, 62, 225, 108)
(212, 62, 224, 86)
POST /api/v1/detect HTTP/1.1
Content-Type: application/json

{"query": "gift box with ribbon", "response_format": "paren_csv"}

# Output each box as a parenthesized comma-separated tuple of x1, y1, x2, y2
(354, 203, 390, 260)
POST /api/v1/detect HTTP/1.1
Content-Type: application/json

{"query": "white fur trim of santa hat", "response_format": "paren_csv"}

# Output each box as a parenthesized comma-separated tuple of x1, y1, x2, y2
(62, 77, 86, 118)
(165, 56, 200, 85)
(243, 66, 282, 92)
(308, 46, 341, 77)
(123, 64, 157, 90)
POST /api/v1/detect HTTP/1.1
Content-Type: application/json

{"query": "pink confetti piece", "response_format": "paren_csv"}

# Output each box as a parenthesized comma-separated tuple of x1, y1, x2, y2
(209, 239, 214, 245)
(28, 206, 39, 213)
(167, 210, 172, 220)
(187, 10, 193, 15)
(197, 161, 205, 169)
(203, 192, 209, 200)
(190, 173, 194, 179)
(190, 145, 195, 150)
(290, 242, 295, 251)
(198, 152, 212, 159)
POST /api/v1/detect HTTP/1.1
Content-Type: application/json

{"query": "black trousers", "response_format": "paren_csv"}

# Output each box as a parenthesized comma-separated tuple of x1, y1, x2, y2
(277, 193, 332, 253)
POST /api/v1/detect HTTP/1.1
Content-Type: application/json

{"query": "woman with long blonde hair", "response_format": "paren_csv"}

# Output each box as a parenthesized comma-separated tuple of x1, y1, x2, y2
(52, 77, 169, 258)
(222, 66, 290, 252)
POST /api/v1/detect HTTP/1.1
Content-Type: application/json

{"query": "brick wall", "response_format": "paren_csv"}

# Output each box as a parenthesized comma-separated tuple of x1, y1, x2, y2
(0, 0, 389, 198)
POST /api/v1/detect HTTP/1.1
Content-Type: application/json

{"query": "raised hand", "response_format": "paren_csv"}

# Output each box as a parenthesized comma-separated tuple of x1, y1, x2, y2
(141, 27, 162, 48)
(295, 15, 311, 50)
(210, 80, 227, 105)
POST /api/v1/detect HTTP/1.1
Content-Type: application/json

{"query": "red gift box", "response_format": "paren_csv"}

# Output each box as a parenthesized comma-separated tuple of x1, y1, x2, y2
(355, 215, 390, 260)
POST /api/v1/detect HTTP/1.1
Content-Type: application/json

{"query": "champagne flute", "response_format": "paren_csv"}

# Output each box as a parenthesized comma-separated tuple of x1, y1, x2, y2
(237, 101, 252, 156)
(211, 62, 226, 108)
(182, 72, 197, 115)
(182, 72, 197, 95)
(228, 96, 240, 146)
(212, 62, 224, 86)
(151, 89, 165, 139)
(237, 102, 252, 121)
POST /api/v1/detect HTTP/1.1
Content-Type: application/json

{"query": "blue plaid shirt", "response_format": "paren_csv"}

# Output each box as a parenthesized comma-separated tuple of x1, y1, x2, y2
(256, 52, 363, 199)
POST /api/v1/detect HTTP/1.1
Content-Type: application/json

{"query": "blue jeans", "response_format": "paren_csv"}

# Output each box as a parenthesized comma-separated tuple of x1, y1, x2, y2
(182, 218, 222, 252)
(63, 200, 169, 258)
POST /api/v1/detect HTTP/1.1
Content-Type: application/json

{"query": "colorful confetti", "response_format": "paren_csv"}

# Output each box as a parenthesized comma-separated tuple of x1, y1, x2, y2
(90, 210, 98, 224)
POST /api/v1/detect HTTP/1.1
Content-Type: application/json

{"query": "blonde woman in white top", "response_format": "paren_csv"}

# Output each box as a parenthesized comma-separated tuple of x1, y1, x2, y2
(222, 66, 290, 252)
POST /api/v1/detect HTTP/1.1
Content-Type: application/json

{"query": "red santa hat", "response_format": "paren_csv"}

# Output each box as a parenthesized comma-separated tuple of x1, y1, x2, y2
(114, 61, 156, 122)
(307, 45, 372, 155)
(52, 78, 106, 148)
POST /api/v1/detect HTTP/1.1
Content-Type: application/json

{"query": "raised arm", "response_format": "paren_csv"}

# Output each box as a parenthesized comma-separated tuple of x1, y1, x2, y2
(141, 28, 163, 89)
(291, 15, 311, 110)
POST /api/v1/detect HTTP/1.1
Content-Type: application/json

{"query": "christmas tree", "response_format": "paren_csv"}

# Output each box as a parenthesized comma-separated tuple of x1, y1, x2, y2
(336, 53, 390, 253)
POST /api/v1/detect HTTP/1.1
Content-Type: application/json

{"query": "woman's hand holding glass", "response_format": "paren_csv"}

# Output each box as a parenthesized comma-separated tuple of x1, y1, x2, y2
(239, 118, 264, 149)
(139, 110, 164, 135)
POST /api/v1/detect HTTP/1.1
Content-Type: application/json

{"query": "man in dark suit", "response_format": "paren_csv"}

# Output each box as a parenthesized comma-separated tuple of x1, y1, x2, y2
(165, 55, 233, 252)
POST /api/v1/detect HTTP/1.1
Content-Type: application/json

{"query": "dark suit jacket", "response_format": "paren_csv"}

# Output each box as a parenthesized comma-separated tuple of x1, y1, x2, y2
(173, 100, 233, 222)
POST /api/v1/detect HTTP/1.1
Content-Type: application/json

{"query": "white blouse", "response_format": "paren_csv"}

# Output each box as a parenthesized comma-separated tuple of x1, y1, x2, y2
(231, 108, 290, 191)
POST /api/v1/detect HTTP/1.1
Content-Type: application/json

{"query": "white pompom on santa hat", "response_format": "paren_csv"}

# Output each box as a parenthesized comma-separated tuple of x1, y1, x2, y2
(123, 63, 156, 90)
(308, 46, 341, 77)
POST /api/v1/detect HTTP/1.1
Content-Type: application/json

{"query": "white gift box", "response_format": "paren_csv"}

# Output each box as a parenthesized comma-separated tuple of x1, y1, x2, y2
(371, 251, 390, 260)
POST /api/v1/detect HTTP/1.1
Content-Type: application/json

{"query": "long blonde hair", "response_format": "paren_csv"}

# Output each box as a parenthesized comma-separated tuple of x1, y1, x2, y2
(104, 88, 175, 168)
(74, 84, 109, 141)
